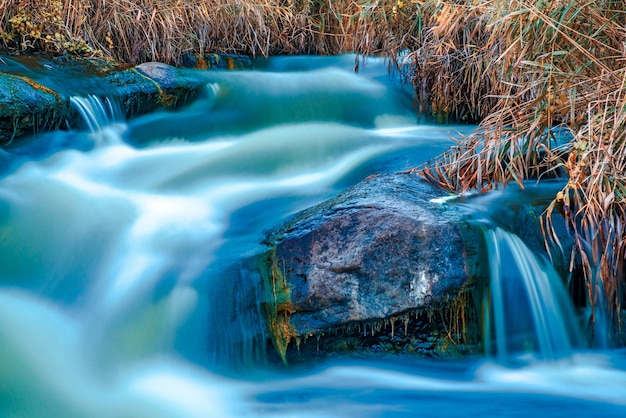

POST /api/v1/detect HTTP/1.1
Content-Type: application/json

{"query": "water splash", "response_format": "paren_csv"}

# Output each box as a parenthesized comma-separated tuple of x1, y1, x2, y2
(482, 227, 584, 362)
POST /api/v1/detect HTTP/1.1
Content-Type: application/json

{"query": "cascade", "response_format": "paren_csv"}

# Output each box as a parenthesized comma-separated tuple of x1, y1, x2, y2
(482, 226, 584, 362)
(70, 94, 124, 133)
(2, 54, 625, 416)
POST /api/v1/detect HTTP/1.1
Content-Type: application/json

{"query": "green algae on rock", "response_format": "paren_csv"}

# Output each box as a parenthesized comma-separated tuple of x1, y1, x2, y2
(0, 57, 227, 145)
(0, 72, 69, 144)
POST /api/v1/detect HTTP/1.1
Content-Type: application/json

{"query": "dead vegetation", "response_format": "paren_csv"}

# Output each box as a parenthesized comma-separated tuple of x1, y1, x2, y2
(0, 0, 420, 64)
(415, 0, 626, 344)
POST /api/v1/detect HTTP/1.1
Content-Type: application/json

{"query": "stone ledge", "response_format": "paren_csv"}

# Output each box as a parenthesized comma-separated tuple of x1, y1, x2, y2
(0, 54, 251, 145)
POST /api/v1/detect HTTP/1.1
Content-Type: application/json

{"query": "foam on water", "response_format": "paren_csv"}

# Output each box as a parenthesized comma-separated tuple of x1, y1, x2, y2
(1, 285, 624, 417)
(0, 289, 239, 418)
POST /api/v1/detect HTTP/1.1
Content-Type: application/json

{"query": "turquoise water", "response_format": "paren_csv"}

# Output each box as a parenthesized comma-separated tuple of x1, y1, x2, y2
(0, 55, 625, 417)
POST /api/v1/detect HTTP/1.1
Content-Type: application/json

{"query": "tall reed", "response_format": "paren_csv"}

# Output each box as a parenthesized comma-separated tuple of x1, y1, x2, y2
(0, 0, 422, 64)
(416, 0, 626, 343)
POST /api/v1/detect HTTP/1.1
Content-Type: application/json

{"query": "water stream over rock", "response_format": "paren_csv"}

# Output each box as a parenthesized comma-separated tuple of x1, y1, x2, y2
(0, 54, 625, 417)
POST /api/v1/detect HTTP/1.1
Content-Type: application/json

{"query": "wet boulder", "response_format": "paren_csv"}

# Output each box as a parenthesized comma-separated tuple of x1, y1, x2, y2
(0, 72, 69, 144)
(255, 172, 484, 361)
(133, 62, 203, 111)
(0, 58, 202, 145)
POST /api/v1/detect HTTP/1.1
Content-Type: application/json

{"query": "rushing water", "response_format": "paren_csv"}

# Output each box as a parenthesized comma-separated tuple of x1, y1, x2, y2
(1, 55, 626, 417)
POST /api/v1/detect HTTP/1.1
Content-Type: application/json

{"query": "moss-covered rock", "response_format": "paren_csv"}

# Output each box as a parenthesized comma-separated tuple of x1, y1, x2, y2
(0, 72, 69, 144)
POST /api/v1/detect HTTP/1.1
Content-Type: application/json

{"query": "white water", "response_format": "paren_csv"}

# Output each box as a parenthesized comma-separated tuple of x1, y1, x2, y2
(70, 95, 124, 134)
(1, 55, 625, 417)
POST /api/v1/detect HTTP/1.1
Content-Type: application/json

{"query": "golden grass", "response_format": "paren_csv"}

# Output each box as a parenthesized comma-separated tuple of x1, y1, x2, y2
(0, 0, 423, 64)
(416, 0, 626, 343)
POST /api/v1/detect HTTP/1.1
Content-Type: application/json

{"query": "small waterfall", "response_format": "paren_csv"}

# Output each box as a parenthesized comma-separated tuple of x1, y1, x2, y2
(482, 227, 584, 362)
(70, 94, 124, 133)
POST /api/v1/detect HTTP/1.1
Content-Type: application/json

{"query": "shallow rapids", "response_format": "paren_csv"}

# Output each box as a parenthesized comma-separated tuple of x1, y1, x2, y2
(1, 55, 625, 417)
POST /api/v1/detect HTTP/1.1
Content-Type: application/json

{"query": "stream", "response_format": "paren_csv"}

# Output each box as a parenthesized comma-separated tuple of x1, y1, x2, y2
(1, 54, 625, 417)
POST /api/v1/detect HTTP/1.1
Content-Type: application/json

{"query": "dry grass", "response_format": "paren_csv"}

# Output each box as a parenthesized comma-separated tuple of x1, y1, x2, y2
(0, 0, 423, 64)
(416, 0, 626, 343)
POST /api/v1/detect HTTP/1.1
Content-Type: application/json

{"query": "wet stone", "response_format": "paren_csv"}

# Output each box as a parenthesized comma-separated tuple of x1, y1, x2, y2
(258, 173, 484, 361)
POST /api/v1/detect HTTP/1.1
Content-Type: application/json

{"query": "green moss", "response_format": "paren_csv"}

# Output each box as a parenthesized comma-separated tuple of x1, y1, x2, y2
(0, 73, 69, 144)
(14, 75, 60, 100)
(256, 249, 296, 365)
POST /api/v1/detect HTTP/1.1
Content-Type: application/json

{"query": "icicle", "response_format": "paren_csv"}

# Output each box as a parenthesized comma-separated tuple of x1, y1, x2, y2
(316, 333, 323, 352)
(295, 336, 301, 355)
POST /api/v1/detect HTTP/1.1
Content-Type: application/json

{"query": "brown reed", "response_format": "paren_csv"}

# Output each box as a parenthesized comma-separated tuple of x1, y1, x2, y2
(415, 0, 626, 343)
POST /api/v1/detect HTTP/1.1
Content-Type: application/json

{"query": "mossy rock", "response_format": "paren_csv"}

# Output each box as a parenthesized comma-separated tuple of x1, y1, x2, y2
(0, 72, 69, 145)
(0, 57, 207, 145)
(132, 62, 204, 112)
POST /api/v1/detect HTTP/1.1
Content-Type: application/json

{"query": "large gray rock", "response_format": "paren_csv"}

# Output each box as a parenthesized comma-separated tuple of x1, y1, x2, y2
(255, 172, 483, 361)
(270, 173, 477, 333)
(223, 176, 571, 364)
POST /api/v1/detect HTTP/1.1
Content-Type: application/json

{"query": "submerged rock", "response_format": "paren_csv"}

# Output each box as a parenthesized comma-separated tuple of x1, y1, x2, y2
(179, 53, 253, 70)
(255, 172, 484, 361)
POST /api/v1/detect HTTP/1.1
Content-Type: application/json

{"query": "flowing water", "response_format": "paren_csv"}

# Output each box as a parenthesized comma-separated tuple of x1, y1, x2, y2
(1, 55, 626, 417)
